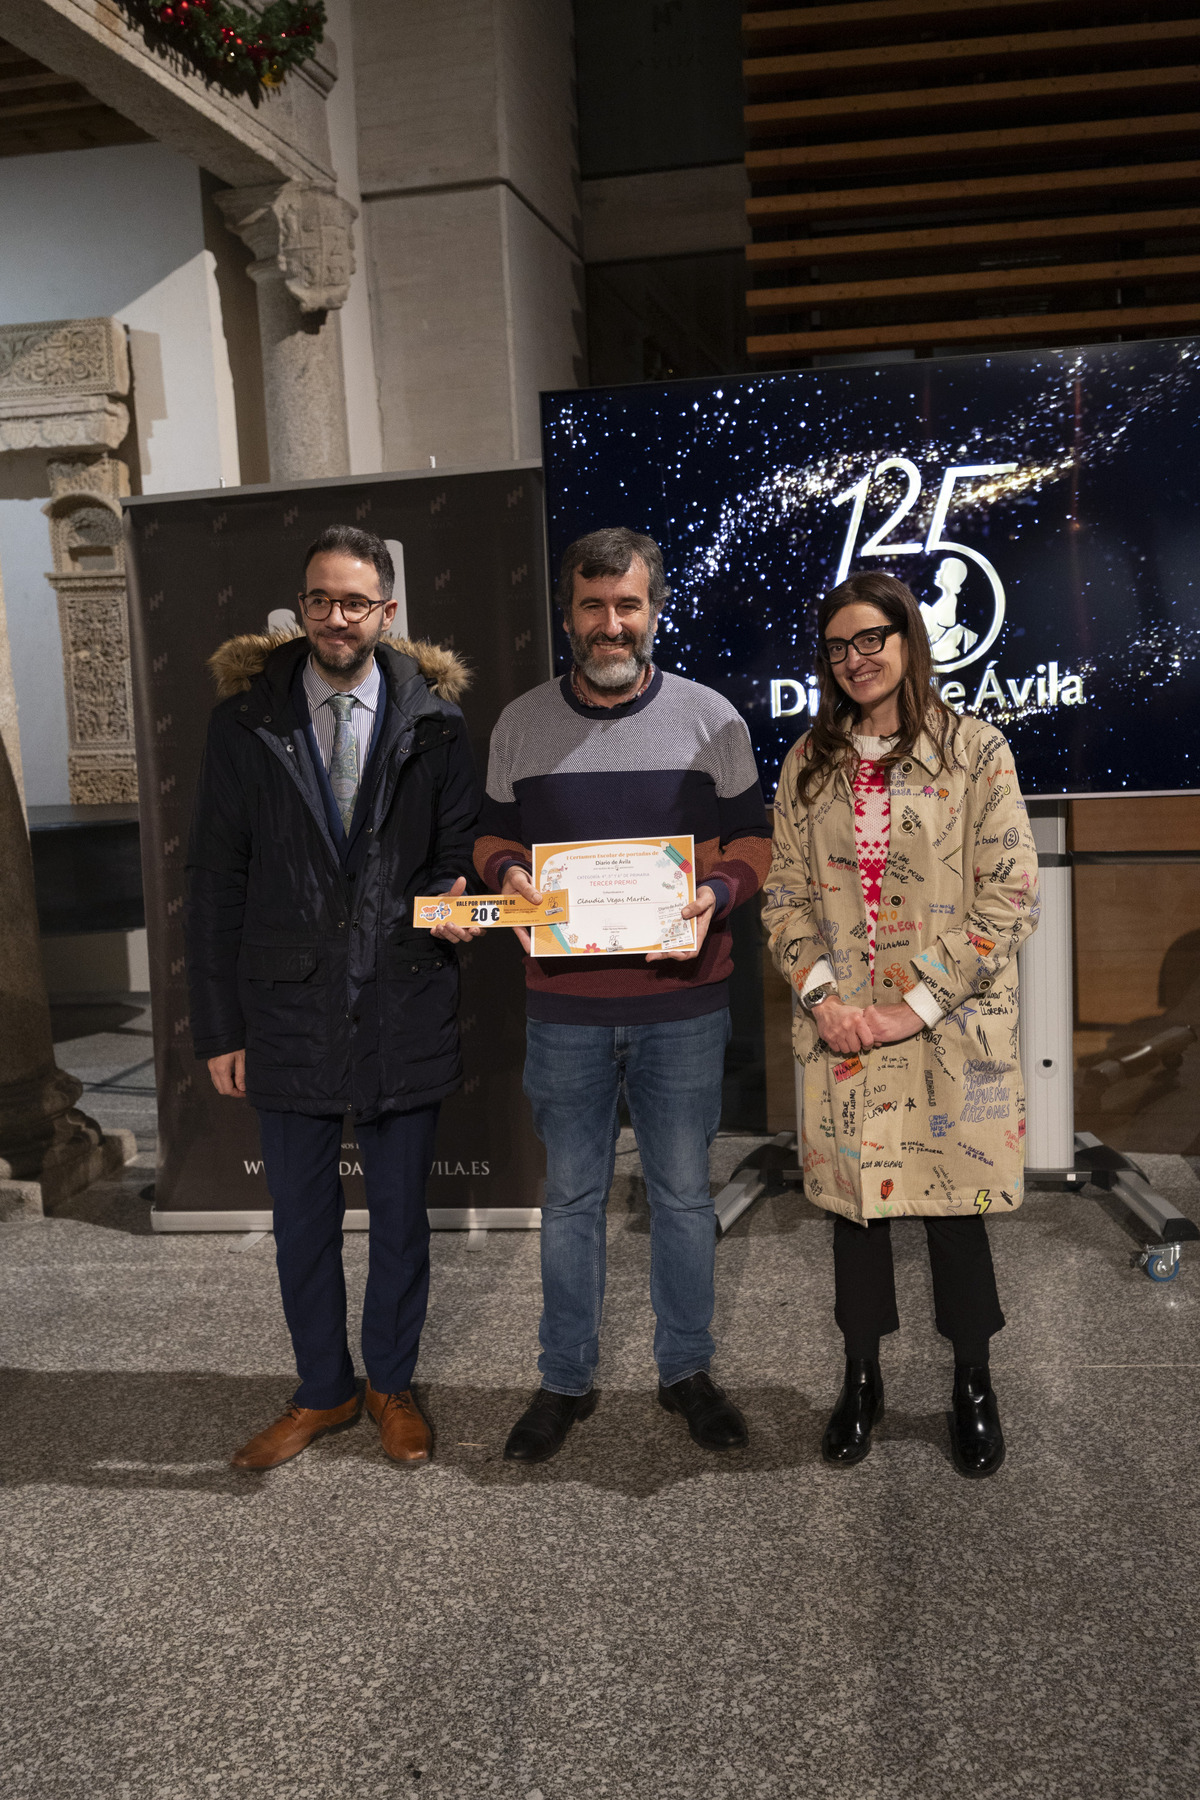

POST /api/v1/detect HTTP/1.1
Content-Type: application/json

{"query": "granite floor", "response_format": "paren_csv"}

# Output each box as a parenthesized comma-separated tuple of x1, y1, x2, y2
(1, 1010, 1198, 1799)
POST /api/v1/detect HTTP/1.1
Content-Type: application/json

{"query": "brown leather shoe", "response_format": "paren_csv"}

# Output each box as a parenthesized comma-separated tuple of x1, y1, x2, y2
(365, 1382, 432, 1464)
(230, 1394, 362, 1470)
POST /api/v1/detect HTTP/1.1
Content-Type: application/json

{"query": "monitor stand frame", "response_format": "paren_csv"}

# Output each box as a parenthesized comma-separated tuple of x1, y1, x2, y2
(1020, 801, 1198, 1279)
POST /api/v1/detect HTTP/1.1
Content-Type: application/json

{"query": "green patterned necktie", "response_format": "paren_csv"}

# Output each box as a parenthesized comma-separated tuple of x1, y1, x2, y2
(328, 694, 359, 834)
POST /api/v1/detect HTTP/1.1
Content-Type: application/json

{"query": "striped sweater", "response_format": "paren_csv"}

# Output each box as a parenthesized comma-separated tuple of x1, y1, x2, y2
(475, 668, 772, 1023)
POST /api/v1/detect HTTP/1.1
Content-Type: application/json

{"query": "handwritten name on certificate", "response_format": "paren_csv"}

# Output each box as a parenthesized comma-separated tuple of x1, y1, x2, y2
(530, 837, 696, 957)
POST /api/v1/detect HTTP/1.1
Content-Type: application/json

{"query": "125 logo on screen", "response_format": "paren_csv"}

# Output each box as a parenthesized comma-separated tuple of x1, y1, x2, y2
(769, 460, 1086, 721)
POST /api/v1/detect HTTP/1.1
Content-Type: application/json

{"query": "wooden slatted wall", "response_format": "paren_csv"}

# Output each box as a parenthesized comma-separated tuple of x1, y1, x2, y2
(743, 0, 1200, 361)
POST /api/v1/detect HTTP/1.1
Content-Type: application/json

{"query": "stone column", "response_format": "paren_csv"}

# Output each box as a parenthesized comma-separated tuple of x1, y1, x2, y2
(0, 317, 137, 804)
(0, 726, 132, 1219)
(214, 181, 356, 482)
(0, 555, 26, 815)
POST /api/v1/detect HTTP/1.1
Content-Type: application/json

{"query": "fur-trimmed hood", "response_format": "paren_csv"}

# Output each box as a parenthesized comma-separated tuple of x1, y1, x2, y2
(207, 630, 471, 703)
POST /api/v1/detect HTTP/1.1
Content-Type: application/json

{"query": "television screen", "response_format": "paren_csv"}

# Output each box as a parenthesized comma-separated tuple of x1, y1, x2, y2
(541, 337, 1200, 798)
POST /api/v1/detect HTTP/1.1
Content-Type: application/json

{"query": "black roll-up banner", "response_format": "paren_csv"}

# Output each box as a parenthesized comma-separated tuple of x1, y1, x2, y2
(124, 464, 550, 1224)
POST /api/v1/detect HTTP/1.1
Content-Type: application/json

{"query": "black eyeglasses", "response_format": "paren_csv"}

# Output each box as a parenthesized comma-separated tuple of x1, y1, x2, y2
(299, 590, 384, 623)
(822, 624, 902, 664)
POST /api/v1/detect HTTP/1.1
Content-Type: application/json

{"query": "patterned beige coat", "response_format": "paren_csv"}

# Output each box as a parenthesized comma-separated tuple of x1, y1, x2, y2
(763, 716, 1039, 1224)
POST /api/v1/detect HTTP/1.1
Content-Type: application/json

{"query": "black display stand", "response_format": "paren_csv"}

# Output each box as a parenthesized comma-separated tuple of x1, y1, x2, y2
(124, 461, 552, 1230)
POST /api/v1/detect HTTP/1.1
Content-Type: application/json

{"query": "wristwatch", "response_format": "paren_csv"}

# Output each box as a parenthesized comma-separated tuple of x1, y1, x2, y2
(802, 980, 837, 1012)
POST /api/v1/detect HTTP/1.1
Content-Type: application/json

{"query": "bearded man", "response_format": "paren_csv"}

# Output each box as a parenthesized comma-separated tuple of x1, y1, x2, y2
(475, 527, 772, 1463)
(186, 525, 480, 1471)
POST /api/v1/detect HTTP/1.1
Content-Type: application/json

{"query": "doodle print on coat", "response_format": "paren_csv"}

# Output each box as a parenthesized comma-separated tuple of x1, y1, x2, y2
(762, 717, 1039, 1223)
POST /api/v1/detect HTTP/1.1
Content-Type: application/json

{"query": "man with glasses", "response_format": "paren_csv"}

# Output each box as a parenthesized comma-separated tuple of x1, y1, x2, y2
(187, 524, 481, 1470)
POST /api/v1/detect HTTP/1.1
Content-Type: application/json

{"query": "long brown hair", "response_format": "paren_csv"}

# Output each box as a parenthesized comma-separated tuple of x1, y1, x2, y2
(795, 571, 956, 805)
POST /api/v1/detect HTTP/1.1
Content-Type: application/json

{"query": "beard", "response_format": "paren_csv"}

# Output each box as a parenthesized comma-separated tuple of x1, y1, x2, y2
(307, 622, 381, 681)
(569, 618, 656, 692)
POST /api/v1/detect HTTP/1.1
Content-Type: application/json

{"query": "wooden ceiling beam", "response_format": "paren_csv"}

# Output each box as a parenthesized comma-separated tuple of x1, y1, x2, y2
(746, 207, 1200, 270)
(0, 31, 147, 161)
(0, 114, 150, 157)
(0, 94, 116, 121)
(746, 160, 1200, 225)
(743, 1, 1164, 54)
(746, 65, 1200, 140)
(745, 20, 1200, 95)
(747, 301, 1200, 357)
(747, 112, 1200, 181)
(747, 252, 1200, 311)
(0, 72, 80, 97)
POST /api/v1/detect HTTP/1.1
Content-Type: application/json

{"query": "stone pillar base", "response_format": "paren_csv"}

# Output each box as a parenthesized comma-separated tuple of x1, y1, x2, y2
(0, 1112, 136, 1218)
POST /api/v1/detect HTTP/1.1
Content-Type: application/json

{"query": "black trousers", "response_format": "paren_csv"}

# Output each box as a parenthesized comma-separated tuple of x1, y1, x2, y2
(256, 1104, 440, 1411)
(833, 1213, 1005, 1365)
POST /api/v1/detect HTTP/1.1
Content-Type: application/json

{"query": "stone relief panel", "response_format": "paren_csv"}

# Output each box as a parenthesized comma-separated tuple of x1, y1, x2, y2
(0, 396, 130, 453)
(58, 586, 133, 741)
(0, 322, 138, 807)
(0, 319, 131, 454)
(43, 451, 138, 805)
(0, 318, 129, 395)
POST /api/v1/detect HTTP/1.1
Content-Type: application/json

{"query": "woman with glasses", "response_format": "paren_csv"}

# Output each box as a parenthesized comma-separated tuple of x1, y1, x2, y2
(762, 571, 1039, 1478)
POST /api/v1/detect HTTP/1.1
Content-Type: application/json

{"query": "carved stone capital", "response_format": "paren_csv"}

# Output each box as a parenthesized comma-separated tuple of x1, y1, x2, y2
(215, 180, 357, 313)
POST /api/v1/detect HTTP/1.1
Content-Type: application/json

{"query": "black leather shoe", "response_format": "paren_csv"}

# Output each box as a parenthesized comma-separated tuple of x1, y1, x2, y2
(822, 1357, 884, 1467)
(503, 1387, 597, 1463)
(949, 1365, 1005, 1479)
(658, 1371, 749, 1451)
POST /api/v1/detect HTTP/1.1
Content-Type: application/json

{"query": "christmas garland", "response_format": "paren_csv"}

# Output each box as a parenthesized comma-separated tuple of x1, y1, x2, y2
(116, 1, 326, 104)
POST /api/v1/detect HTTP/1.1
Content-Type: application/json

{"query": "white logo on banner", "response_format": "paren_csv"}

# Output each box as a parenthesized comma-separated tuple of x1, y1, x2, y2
(833, 459, 1008, 673)
(769, 459, 1086, 718)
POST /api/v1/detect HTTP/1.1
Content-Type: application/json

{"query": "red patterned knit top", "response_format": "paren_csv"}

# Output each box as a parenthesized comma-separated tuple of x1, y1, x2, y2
(851, 735, 894, 980)
(797, 733, 941, 1029)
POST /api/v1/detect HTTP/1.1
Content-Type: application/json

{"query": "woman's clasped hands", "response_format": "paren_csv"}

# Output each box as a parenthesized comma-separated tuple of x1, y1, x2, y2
(812, 995, 924, 1056)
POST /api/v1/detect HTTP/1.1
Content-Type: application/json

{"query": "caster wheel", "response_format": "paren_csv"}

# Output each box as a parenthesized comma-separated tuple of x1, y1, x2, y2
(1145, 1252, 1179, 1283)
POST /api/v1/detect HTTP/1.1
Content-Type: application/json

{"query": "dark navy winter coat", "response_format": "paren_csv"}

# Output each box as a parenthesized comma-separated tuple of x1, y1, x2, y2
(185, 631, 479, 1119)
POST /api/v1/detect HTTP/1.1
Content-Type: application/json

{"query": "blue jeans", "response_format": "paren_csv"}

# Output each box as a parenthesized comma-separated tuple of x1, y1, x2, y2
(523, 1010, 731, 1393)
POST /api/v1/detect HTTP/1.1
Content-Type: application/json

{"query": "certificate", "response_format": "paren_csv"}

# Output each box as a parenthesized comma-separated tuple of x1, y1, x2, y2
(530, 836, 696, 957)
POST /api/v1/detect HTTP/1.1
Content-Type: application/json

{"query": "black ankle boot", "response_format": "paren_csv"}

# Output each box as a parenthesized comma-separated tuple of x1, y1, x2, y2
(949, 1364, 1005, 1478)
(821, 1357, 884, 1467)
